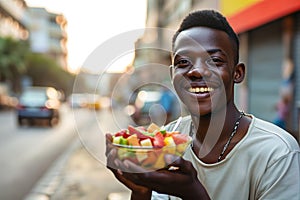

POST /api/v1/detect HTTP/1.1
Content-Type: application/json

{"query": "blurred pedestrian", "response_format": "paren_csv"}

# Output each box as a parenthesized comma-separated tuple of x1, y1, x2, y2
(106, 10, 300, 200)
(273, 94, 290, 129)
(159, 87, 175, 124)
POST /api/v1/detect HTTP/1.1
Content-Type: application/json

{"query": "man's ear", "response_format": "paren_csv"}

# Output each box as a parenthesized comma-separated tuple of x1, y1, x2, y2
(234, 63, 245, 83)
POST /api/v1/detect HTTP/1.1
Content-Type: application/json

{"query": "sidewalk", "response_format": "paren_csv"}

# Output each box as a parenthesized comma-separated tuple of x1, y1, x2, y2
(24, 108, 132, 200)
(25, 138, 131, 200)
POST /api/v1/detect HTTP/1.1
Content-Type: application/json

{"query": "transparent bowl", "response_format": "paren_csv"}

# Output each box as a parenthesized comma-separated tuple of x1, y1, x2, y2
(112, 136, 192, 171)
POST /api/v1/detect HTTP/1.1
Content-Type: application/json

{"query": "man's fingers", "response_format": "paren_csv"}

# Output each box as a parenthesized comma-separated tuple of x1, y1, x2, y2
(105, 133, 114, 156)
(164, 154, 195, 174)
(105, 133, 113, 144)
(122, 159, 152, 173)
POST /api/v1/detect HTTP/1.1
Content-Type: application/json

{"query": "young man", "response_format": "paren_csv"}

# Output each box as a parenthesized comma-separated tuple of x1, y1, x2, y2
(106, 10, 300, 199)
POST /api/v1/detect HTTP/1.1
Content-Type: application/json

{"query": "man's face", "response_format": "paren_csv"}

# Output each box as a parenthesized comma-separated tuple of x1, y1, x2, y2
(172, 27, 236, 116)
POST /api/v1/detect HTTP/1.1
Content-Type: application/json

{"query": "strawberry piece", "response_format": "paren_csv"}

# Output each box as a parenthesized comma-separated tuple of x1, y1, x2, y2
(172, 133, 189, 145)
(128, 125, 152, 140)
(152, 132, 164, 148)
(115, 129, 131, 138)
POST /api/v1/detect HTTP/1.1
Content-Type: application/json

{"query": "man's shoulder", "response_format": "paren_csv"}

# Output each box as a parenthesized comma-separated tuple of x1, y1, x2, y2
(250, 116, 299, 151)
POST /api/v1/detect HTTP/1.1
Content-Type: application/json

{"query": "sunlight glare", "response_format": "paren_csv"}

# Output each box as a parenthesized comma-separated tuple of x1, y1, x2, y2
(24, 0, 147, 73)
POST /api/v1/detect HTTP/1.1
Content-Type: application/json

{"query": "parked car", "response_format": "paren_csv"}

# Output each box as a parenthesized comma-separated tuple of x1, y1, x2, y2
(86, 94, 101, 110)
(129, 85, 180, 126)
(16, 86, 61, 126)
(67, 93, 87, 108)
(130, 89, 162, 126)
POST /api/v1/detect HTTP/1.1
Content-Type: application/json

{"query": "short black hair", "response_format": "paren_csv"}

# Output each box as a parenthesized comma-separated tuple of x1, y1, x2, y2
(172, 10, 239, 64)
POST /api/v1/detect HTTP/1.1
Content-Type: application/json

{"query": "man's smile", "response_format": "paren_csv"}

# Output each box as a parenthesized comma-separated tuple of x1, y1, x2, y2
(188, 86, 214, 93)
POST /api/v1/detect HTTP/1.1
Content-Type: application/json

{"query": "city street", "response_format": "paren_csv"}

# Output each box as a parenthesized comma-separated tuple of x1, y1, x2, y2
(0, 103, 133, 200)
(0, 105, 96, 200)
(48, 106, 132, 200)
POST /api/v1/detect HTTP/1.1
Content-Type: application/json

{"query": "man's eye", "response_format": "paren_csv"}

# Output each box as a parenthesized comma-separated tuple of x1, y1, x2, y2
(206, 57, 223, 66)
(175, 59, 191, 68)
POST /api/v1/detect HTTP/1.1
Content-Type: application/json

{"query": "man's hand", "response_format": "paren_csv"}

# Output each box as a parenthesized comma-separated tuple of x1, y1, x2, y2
(106, 133, 210, 199)
(105, 134, 152, 200)
(121, 154, 211, 200)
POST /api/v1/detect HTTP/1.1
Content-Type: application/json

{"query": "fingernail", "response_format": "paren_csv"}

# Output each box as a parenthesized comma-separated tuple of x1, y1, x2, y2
(123, 160, 129, 168)
(117, 169, 123, 175)
(114, 160, 119, 167)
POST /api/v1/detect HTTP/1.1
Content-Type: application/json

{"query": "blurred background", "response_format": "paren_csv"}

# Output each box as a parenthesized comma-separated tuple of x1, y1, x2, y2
(0, 0, 299, 199)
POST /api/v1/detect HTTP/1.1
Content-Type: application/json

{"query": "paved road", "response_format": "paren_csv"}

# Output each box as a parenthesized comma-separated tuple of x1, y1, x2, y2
(24, 107, 133, 200)
(0, 105, 94, 200)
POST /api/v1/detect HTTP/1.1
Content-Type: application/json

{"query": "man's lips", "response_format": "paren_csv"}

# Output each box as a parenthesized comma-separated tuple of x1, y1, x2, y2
(175, 79, 220, 102)
(188, 86, 214, 93)
(186, 86, 214, 99)
(184, 81, 218, 95)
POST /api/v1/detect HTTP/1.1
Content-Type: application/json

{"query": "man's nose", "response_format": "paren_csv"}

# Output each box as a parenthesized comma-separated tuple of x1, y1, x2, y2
(187, 60, 212, 78)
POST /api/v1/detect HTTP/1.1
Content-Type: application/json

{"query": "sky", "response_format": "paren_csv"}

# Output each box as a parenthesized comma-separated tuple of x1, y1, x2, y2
(24, 0, 147, 73)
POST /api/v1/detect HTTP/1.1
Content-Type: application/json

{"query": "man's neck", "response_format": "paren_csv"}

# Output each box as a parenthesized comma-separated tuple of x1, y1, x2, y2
(190, 104, 241, 158)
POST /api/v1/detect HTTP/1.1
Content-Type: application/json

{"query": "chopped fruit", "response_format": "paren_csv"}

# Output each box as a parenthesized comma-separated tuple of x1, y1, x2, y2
(127, 134, 140, 146)
(115, 129, 131, 138)
(137, 126, 147, 131)
(128, 125, 152, 140)
(153, 152, 166, 169)
(140, 138, 153, 147)
(164, 136, 176, 146)
(172, 133, 189, 145)
(112, 135, 130, 145)
(172, 134, 189, 153)
(164, 136, 176, 154)
(112, 136, 122, 144)
(142, 151, 158, 167)
(147, 123, 161, 133)
(135, 150, 148, 162)
(118, 148, 134, 160)
(111, 123, 192, 170)
(165, 131, 180, 137)
(120, 137, 128, 145)
(152, 132, 164, 148)
(159, 129, 167, 135)
(176, 143, 189, 154)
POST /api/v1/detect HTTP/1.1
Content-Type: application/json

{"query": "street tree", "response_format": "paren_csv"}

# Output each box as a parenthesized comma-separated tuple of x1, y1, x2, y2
(0, 37, 29, 93)
(25, 53, 75, 99)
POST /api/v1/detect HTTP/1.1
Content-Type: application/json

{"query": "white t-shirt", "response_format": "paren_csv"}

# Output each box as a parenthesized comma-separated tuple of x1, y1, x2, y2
(152, 115, 300, 200)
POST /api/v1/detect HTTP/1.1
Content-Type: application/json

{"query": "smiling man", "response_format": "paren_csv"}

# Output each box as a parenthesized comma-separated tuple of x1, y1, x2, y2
(106, 10, 300, 200)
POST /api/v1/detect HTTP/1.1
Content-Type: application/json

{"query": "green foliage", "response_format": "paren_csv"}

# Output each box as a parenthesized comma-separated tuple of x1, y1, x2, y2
(0, 36, 75, 96)
(25, 53, 75, 98)
(0, 37, 29, 92)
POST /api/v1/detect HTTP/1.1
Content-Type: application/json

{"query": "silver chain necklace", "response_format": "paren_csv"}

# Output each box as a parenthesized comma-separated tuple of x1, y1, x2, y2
(217, 111, 244, 162)
(190, 111, 245, 162)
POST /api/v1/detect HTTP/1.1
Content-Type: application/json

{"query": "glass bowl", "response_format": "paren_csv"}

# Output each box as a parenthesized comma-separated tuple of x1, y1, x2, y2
(112, 135, 192, 171)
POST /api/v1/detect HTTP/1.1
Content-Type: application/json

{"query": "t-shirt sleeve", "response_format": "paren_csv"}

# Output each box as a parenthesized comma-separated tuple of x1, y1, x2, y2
(151, 191, 182, 200)
(151, 191, 170, 200)
(256, 151, 300, 200)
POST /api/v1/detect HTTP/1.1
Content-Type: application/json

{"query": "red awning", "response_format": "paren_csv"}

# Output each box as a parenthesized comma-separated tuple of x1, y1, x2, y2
(227, 0, 300, 33)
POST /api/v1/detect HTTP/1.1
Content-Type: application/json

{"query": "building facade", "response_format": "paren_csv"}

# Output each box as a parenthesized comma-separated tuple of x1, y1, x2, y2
(24, 7, 68, 70)
(0, 0, 28, 40)
(220, 0, 300, 140)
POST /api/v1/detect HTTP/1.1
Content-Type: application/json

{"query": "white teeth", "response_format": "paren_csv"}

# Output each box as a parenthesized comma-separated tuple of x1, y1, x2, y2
(188, 87, 214, 93)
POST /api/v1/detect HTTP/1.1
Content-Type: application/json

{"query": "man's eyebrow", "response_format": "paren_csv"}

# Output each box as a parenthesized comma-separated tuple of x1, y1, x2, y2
(206, 48, 225, 55)
(173, 49, 191, 57)
(174, 48, 225, 57)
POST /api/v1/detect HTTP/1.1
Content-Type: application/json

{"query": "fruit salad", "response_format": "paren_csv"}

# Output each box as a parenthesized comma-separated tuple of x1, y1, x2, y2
(111, 123, 192, 170)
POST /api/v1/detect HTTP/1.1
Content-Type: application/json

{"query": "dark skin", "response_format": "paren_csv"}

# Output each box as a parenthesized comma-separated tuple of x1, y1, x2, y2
(106, 26, 252, 199)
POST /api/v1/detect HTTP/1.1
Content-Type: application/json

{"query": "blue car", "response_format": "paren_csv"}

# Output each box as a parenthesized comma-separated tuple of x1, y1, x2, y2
(16, 87, 61, 126)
